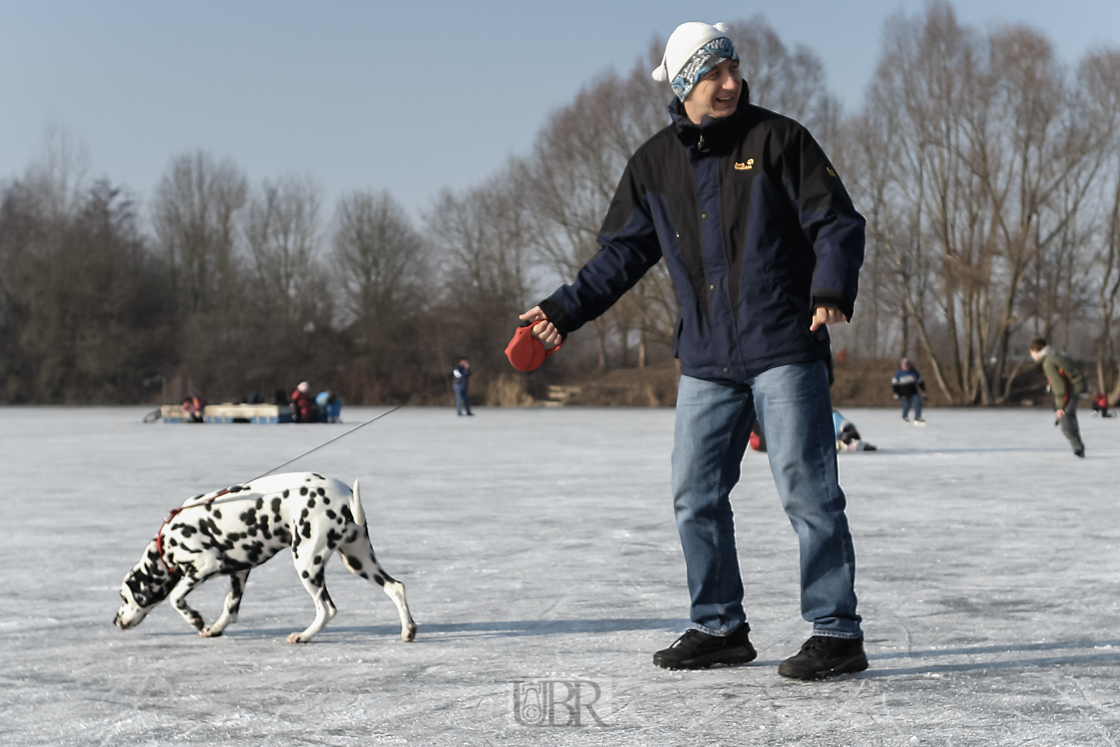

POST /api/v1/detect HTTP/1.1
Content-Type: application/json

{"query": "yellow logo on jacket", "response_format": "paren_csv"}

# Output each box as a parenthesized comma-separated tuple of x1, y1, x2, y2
(734, 159, 754, 171)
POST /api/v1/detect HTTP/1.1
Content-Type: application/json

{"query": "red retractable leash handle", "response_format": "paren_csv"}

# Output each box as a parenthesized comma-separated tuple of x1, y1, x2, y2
(505, 319, 564, 371)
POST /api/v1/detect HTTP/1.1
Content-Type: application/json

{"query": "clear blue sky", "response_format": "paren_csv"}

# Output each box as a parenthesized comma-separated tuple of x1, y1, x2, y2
(2, 1, 1118, 223)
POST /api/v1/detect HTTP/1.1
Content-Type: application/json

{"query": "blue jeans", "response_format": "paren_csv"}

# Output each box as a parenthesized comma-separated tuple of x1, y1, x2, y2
(901, 394, 922, 420)
(672, 361, 862, 639)
(454, 388, 471, 415)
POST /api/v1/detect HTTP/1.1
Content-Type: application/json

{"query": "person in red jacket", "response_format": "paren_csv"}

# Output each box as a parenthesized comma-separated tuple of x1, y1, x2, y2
(290, 381, 315, 423)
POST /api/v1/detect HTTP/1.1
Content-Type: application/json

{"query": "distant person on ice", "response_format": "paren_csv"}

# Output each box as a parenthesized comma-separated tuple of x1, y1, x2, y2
(517, 21, 867, 679)
(1091, 391, 1113, 418)
(290, 381, 315, 423)
(452, 359, 473, 416)
(1029, 338, 1087, 458)
(891, 357, 926, 424)
(832, 410, 876, 451)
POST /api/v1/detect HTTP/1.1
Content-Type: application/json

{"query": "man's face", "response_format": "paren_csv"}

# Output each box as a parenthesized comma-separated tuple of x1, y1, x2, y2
(683, 59, 742, 125)
(901, 359, 910, 370)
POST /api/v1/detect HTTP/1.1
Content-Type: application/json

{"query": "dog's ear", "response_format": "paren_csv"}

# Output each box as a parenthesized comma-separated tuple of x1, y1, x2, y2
(126, 570, 175, 608)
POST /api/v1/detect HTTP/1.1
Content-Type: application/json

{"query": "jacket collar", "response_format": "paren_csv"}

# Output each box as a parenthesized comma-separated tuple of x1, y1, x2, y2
(669, 80, 752, 150)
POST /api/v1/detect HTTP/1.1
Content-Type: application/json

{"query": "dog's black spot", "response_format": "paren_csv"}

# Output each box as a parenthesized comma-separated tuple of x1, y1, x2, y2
(229, 485, 246, 493)
(243, 542, 264, 563)
(313, 554, 322, 565)
(323, 497, 330, 506)
(222, 558, 252, 573)
(239, 508, 257, 525)
(346, 556, 363, 571)
(307, 497, 316, 509)
(340, 506, 353, 523)
(300, 486, 309, 496)
(317, 487, 325, 497)
(213, 509, 222, 520)
(282, 489, 290, 498)
(326, 510, 337, 520)
(178, 525, 198, 538)
(300, 522, 311, 539)
(326, 528, 343, 547)
(255, 497, 264, 511)
(301, 570, 309, 579)
(345, 530, 359, 544)
(373, 574, 385, 586)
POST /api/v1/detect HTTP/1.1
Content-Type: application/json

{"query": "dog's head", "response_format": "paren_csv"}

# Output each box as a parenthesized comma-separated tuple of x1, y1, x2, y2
(113, 539, 179, 630)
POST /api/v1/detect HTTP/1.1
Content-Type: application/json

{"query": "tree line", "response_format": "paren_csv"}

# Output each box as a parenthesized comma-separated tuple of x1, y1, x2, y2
(2, 1, 1118, 406)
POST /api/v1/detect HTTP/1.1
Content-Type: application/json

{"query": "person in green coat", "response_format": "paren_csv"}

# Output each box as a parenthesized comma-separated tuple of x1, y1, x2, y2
(1029, 337, 1087, 458)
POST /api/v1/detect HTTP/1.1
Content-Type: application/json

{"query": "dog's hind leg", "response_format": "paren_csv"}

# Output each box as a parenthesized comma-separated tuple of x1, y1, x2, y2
(287, 539, 337, 644)
(200, 569, 250, 638)
(339, 482, 417, 642)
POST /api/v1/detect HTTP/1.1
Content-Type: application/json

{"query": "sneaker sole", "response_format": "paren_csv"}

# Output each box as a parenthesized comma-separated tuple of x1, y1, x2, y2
(778, 652, 869, 680)
(653, 647, 758, 670)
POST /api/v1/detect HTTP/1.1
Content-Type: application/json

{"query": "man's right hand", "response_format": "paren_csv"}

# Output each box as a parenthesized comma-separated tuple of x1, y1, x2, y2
(519, 307, 563, 349)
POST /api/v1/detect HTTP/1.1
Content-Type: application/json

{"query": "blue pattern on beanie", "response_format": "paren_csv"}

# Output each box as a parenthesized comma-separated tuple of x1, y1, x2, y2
(671, 37, 738, 102)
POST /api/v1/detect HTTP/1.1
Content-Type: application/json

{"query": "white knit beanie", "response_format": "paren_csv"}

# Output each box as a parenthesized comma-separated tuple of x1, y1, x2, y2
(651, 22, 738, 102)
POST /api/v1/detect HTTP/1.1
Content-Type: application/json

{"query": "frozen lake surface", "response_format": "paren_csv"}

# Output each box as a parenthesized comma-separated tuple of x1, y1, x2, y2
(2, 404, 1119, 746)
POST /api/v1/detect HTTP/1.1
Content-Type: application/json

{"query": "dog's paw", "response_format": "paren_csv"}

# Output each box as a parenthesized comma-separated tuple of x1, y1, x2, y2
(286, 632, 311, 644)
(199, 627, 224, 638)
(402, 624, 417, 642)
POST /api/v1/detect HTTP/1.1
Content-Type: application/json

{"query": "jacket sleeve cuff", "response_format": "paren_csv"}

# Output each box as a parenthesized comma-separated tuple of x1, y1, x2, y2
(538, 298, 575, 337)
(811, 291, 854, 322)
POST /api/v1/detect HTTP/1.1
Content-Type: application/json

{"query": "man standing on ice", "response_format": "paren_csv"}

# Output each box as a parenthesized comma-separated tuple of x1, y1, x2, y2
(1030, 337, 1087, 458)
(518, 21, 867, 679)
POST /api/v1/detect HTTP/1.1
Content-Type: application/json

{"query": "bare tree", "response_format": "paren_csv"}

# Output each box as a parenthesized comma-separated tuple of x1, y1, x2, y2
(427, 160, 533, 375)
(1081, 49, 1120, 401)
(850, 1, 1113, 404)
(151, 151, 247, 316)
(332, 189, 427, 325)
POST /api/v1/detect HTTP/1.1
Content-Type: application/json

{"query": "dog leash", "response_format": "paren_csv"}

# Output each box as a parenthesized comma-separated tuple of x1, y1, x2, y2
(153, 404, 405, 572)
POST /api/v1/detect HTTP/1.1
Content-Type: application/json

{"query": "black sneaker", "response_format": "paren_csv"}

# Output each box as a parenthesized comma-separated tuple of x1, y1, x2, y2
(778, 635, 868, 680)
(653, 625, 757, 670)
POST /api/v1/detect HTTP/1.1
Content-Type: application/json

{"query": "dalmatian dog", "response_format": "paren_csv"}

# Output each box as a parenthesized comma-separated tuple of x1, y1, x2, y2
(114, 472, 417, 644)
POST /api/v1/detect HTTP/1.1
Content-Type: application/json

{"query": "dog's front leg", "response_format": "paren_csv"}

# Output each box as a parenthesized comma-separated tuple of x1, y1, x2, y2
(200, 569, 251, 638)
(167, 572, 212, 632)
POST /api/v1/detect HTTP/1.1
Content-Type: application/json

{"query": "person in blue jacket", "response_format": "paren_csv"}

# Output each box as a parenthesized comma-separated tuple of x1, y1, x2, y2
(452, 359, 473, 416)
(519, 21, 867, 679)
(891, 357, 926, 424)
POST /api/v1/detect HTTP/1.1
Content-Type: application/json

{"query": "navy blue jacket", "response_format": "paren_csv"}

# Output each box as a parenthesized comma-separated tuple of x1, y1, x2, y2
(539, 87, 865, 380)
(891, 367, 926, 398)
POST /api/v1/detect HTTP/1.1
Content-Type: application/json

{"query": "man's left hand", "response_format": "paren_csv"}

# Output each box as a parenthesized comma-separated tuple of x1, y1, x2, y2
(810, 306, 848, 331)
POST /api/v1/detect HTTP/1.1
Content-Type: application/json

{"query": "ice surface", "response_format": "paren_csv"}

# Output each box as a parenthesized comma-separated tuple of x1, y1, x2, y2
(2, 404, 1119, 745)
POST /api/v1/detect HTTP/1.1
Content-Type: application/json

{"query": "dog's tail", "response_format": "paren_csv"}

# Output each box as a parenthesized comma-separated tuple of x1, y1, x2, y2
(351, 479, 367, 528)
